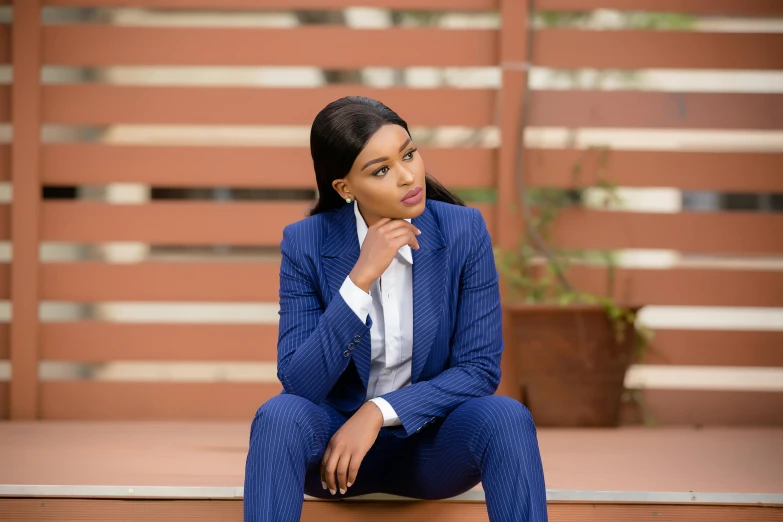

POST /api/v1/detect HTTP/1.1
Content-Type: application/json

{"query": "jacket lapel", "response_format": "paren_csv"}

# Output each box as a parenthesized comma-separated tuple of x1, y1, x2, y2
(410, 203, 447, 383)
(321, 203, 360, 302)
(320, 201, 447, 389)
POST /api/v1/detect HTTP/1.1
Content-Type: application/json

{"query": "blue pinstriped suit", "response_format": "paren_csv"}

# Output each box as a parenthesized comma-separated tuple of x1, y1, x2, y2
(244, 199, 548, 521)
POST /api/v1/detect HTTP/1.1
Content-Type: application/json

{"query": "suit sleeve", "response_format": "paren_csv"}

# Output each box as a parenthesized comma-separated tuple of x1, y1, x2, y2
(276, 225, 373, 404)
(378, 208, 503, 437)
(369, 397, 402, 426)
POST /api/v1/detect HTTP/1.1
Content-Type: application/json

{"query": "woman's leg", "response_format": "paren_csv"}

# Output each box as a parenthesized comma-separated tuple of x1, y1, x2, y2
(243, 394, 346, 522)
(382, 395, 548, 522)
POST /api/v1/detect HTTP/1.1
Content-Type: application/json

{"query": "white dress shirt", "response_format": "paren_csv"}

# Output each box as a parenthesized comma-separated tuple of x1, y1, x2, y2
(338, 201, 414, 427)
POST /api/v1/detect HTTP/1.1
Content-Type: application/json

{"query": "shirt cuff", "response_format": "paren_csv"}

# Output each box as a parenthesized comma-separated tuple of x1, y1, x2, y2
(369, 397, 402, 427)
(339, 275, 373, 322)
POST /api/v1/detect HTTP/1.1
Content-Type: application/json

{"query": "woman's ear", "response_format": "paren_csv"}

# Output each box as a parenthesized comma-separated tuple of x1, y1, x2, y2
(331, 179, 351, 200)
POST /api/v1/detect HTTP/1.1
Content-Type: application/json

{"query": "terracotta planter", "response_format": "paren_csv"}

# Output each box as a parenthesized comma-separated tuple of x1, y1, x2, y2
(506, 304, 639, 427)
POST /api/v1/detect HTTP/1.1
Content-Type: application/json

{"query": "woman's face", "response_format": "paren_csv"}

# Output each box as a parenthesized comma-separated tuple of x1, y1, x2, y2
(332, 124, 426, 226)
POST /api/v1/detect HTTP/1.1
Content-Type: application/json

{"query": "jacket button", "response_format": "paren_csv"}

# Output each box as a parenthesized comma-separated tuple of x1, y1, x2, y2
(347, 343, 354, 350)
(343, 350, 350, 357)
(354, 335, 361, 343)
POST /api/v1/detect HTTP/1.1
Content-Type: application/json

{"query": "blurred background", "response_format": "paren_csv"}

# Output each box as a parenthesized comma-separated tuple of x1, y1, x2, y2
(2, 0, 782, 426)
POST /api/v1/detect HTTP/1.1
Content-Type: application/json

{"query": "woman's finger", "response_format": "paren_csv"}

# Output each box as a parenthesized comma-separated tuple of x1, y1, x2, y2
(387, 228, 420, 248)
(323, 448, 339, 494)
(321, 446, 332, 492)
(377, 219, 419, 235)
(394, 233, 419, 251)
(336, 453, 351, 494)
(346, 452, 363, 490)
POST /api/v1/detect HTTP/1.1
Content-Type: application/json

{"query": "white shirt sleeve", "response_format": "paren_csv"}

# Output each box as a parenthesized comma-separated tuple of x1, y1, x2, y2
(339, 275, 373, 322)
(368, 397, 402, 426)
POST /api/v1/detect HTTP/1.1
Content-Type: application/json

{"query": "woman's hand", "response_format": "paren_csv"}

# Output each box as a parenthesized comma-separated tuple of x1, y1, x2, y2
(321, 401, 384, 495)
(349, 218, 421, 293)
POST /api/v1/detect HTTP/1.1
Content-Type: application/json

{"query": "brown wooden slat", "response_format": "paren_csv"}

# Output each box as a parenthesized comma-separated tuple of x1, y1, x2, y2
(0, 26, 9, 65)
(35, 322, 783, 367)
(54, 326, 772, 369)
(39, 301, 781, 390)
(41, 262, 280, 302)
(40, 323, 279, 362)
(43, 88, 783, 130)
(537, 0, 783, 15)
(41, 201, 312, 245)
(43, 85, 495, 126)
(43, 0, 496, 8)
(494, 0, 528, 403)
(0, 263, 7, 298)
(552, 210, 783, 254)
(0, 382, 6, 419)
(630, 390, 783, 426)
(0, 324, 8, 360)
(40, 382, 282, 420)
(0, 86, 9, 123)
(42, 262, 783, 305)
(43, 26, 496, 67)
(3, 499, 782, 522)
(566, 266, 783, 307)
(642, 331, 783, 367)
(537, 30, 783, 70)
(529, 92, 783, 130)
(0, 145, 10, 182)
(40, 201, 496, 246)
(10, 1, 43, 421)
(526, 149, 783, 192)
(0, 383, 7, 419)
(0, 205, 8, 241)
(42, 144, 496, 189)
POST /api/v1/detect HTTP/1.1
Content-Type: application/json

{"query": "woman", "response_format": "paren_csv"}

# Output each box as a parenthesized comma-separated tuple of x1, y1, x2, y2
(244, 96, 548, 522)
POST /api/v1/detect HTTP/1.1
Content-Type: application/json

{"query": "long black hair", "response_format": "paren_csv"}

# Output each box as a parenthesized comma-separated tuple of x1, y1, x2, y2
(308, 96, 465, 216)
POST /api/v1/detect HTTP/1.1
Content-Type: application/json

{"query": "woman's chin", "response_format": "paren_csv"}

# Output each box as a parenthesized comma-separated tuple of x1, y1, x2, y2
(397, 199, 426, 219)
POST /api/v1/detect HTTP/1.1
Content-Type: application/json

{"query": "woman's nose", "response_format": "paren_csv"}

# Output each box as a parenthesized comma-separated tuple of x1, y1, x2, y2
(399, 166, 415, 184)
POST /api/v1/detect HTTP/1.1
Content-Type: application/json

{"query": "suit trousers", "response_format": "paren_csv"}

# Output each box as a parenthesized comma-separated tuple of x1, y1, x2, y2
(244, 393, 548, 521)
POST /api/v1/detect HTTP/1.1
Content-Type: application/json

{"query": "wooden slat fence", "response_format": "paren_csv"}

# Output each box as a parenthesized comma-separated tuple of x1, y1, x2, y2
(3, 0, 782, 423)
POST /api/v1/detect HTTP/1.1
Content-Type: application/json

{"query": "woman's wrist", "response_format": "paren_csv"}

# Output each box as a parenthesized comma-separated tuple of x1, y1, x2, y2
(362, 401, 385, 430)
(348, 268, 373, 294)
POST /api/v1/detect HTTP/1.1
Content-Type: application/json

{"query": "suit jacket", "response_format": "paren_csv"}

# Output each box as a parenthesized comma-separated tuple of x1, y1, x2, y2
(276, 198, 503, 438)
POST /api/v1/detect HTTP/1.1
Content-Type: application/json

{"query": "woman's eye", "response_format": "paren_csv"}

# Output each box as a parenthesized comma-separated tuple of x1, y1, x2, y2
(373, 166, 390, 177)
(403, 149, 417, 160)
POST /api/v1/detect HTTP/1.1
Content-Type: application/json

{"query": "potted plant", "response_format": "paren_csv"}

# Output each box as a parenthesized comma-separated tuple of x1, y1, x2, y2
(494, 145, 655, 427)
(488, 6, 676, 427)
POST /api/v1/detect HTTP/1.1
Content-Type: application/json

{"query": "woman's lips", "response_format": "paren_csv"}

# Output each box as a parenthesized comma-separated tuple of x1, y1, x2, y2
(402, 187, 423, 204)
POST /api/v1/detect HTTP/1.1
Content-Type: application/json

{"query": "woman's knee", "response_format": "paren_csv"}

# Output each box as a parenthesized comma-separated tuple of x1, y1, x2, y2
(468, 395, 537, 437)
(249, 394, 320, 442)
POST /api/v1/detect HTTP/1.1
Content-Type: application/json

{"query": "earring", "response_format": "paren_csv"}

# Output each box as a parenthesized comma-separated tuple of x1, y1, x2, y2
(345, 197, 352, 204)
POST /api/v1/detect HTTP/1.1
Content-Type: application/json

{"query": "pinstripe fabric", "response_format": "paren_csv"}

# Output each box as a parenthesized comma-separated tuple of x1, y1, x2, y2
(244, 199, 548, 521)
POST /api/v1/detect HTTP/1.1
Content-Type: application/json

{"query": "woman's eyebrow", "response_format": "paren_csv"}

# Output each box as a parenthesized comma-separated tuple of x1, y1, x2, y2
(361, 156, 388, 171)
(398, 137, 412, 152)
(361, 138, 413, 171)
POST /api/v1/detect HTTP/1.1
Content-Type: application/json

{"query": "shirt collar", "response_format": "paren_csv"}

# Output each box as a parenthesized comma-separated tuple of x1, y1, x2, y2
(354, 200, 413, 265)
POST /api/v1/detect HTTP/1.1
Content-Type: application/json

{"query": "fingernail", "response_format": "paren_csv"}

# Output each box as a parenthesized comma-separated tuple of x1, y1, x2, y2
(321, 481, 327, 490)
(416, 228, 421, 234)
(330, 489, 336, 495)
(340, 488, 346, 495)
(347, 482, 353, 488)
